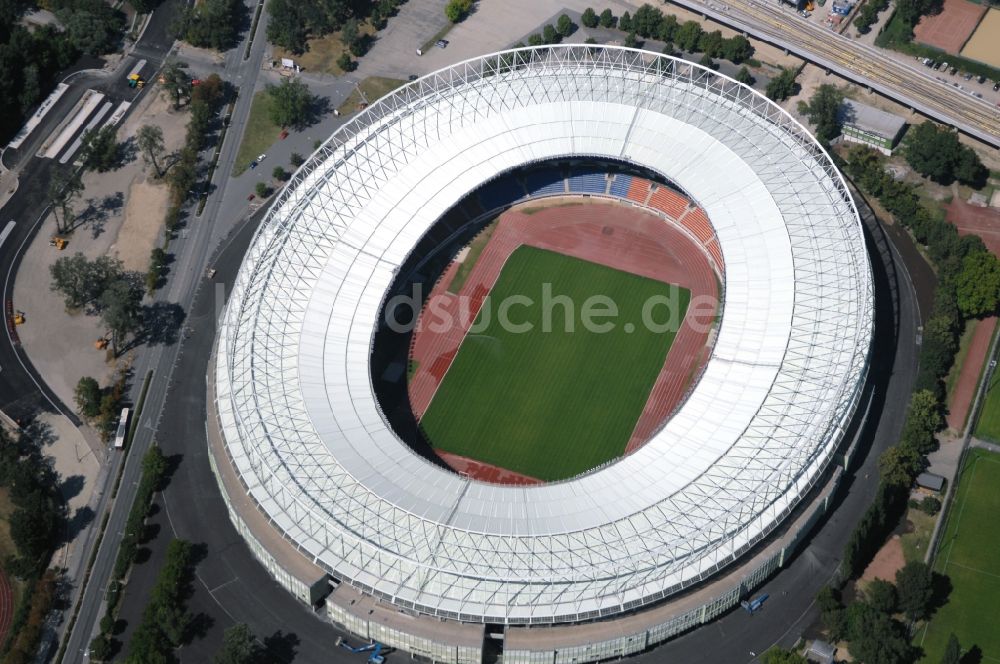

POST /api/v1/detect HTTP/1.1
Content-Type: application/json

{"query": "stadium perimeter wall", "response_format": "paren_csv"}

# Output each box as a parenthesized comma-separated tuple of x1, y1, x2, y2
(206, 342, 869, 664)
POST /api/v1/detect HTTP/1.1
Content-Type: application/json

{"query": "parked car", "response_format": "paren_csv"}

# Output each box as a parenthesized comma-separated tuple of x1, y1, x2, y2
(977, 74, 986, 84)
(949, 67, 957, 75)
(249, 160, 258, 169)
(963, 72, 973, 80)
(436, 39, 448, 48)
(993, 81, 1000, 91)
(258, 153, 267, 162)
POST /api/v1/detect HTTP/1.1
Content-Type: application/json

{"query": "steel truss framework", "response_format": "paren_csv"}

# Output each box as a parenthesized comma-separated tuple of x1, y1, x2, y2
(214, 46, 874, 625)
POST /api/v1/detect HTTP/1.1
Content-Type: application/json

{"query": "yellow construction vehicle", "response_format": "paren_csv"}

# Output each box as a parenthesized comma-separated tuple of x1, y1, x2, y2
(13, 311, 25, 325)
(50, 236, 67, 250)
(127, 73, 145, 89)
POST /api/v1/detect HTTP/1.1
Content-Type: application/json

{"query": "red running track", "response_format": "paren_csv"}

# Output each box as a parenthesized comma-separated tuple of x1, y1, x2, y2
(408, 198, 720, 483)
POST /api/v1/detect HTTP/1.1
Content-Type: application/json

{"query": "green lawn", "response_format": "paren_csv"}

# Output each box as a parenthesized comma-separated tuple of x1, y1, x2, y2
(973, 360, 1000, 441)
(232, 90, 282, 177)
(900, 507, 936, 564)
(420, 246, 689, 481)
(944, 319, 978, 409)
(336, 76, 405, 116)
(917, 449, 1000, 662)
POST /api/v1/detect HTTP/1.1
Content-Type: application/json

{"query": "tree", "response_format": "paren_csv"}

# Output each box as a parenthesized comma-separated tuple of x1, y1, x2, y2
(50, 254, 123, 309)
(735, 65, 756, 86)
(543, 23, 558, 43)
(698, 52, 717, 70)
(160, 60, 192, 109)
(136, 125, 168, 178)
(657, 14, 679, 41)
(80, 125, 121, 172)
(955, 250, 1000, 318)
(290, 152, 304, 166)
(266, 0, 309, 54)
(722, 35, 754, 63)
(900, 389, 943, 454)
(599, 8, 615, 27)
(618, 11, 632, 32)
(75, 377, 102, 419)
(48, 168, 84, 234)
(905, 121, 986, 186)
(90, 633, 114, 661)
(581, 7, 598, 28)
(444, 0, 472, 22)
(675, 20, 703, 51)
(527, 33, 543, 46)
(846, 601, 914, 664)
(879, 444, 925, 487)
(817, 586, 847, 641)
(556, 14, 574, 37)
(760, 647, 807, 664)
(99, 280, 142, 356)
(58, 0, 126, 55)
(337, 52, 356, 72)
(340, 17, 359, 46)
(633, 3, 663, 37)
(175, 0, 242, 50)
(9, 491, 60, 570)
(256, 182, 270, 197)
(940, 633, 961, 664)
(266, 77, 316, 130)
(895, 561, 935, 620)
(698, 29, 724, 57)
(766, 67, 799, 101)
(272, 166, 287, 181)
(623, 30, 637, 47)
(866, 578, 897, 614)
(214, 624, 259, 664)
(800, 84, 844, 143)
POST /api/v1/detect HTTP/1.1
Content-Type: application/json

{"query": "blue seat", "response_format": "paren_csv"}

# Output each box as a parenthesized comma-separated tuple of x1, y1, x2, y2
(524, 168, 566, 197)
(478, 177, 525, 211)
(567, 168, 607, 194)
(609, 174, 632, 198)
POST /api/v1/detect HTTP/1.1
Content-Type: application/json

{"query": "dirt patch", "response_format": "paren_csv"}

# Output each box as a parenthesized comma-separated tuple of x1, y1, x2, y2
(913, 0, 986, 54)
(115, 175, 168, 271)
(861, 534, 906, 582)
(961, 8, 1000, 68)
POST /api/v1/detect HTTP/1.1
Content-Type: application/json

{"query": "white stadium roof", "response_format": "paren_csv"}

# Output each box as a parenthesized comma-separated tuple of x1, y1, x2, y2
(214, 46, 873, 624)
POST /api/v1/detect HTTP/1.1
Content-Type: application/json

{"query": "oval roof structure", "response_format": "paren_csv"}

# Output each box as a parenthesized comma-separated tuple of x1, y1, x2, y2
(214, 46, 874, 624)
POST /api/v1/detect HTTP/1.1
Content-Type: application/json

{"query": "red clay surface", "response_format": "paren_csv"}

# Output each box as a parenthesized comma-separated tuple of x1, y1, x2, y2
(0, 567, 13, 646)
(913, 0, 987, 54)
(408, 198, 721, 484)
(947, 200, 1000, 432)
(948, 317, 997, 432)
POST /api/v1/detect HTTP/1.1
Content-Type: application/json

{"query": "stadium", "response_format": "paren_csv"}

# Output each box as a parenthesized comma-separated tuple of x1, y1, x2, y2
(209, 46, 874, 663)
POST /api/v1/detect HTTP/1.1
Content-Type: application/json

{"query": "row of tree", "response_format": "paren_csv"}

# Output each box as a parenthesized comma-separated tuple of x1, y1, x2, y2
(89, 447, 171, 661)
(267, 0, 401, 55)
(520, 15, 576, 47)
(123, 539, 198, 663)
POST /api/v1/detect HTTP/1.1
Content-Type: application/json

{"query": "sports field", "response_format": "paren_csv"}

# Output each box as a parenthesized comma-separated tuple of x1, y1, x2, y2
(917, 448, 1000, 662)
(419, 245, 689, 482)
(972, 366, 1000, 441)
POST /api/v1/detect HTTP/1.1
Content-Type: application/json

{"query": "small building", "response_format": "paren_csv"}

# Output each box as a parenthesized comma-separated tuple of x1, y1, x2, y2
(916, 472, 946, 492)
(806, 639, 836, 664)
(839, 99, 907, 155)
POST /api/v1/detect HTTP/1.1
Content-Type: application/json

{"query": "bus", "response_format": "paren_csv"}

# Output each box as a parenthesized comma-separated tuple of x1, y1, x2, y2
(113, 407, 130, 449)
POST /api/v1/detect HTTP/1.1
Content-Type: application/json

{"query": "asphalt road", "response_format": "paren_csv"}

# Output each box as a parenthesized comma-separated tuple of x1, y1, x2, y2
(60, 1, 284, 660)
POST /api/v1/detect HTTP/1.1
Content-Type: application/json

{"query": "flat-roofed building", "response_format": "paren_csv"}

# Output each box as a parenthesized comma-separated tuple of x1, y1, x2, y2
(840, 99, 907, 155)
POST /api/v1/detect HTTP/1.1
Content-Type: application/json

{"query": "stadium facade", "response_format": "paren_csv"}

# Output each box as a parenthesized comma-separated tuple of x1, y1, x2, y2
(209, 46, 874, 663)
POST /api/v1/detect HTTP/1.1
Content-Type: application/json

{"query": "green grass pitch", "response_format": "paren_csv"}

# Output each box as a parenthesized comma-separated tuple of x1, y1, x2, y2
(973, 366, 1000, 441)
(419, 245, 690, 481)
(917, 448, 1000, 662)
